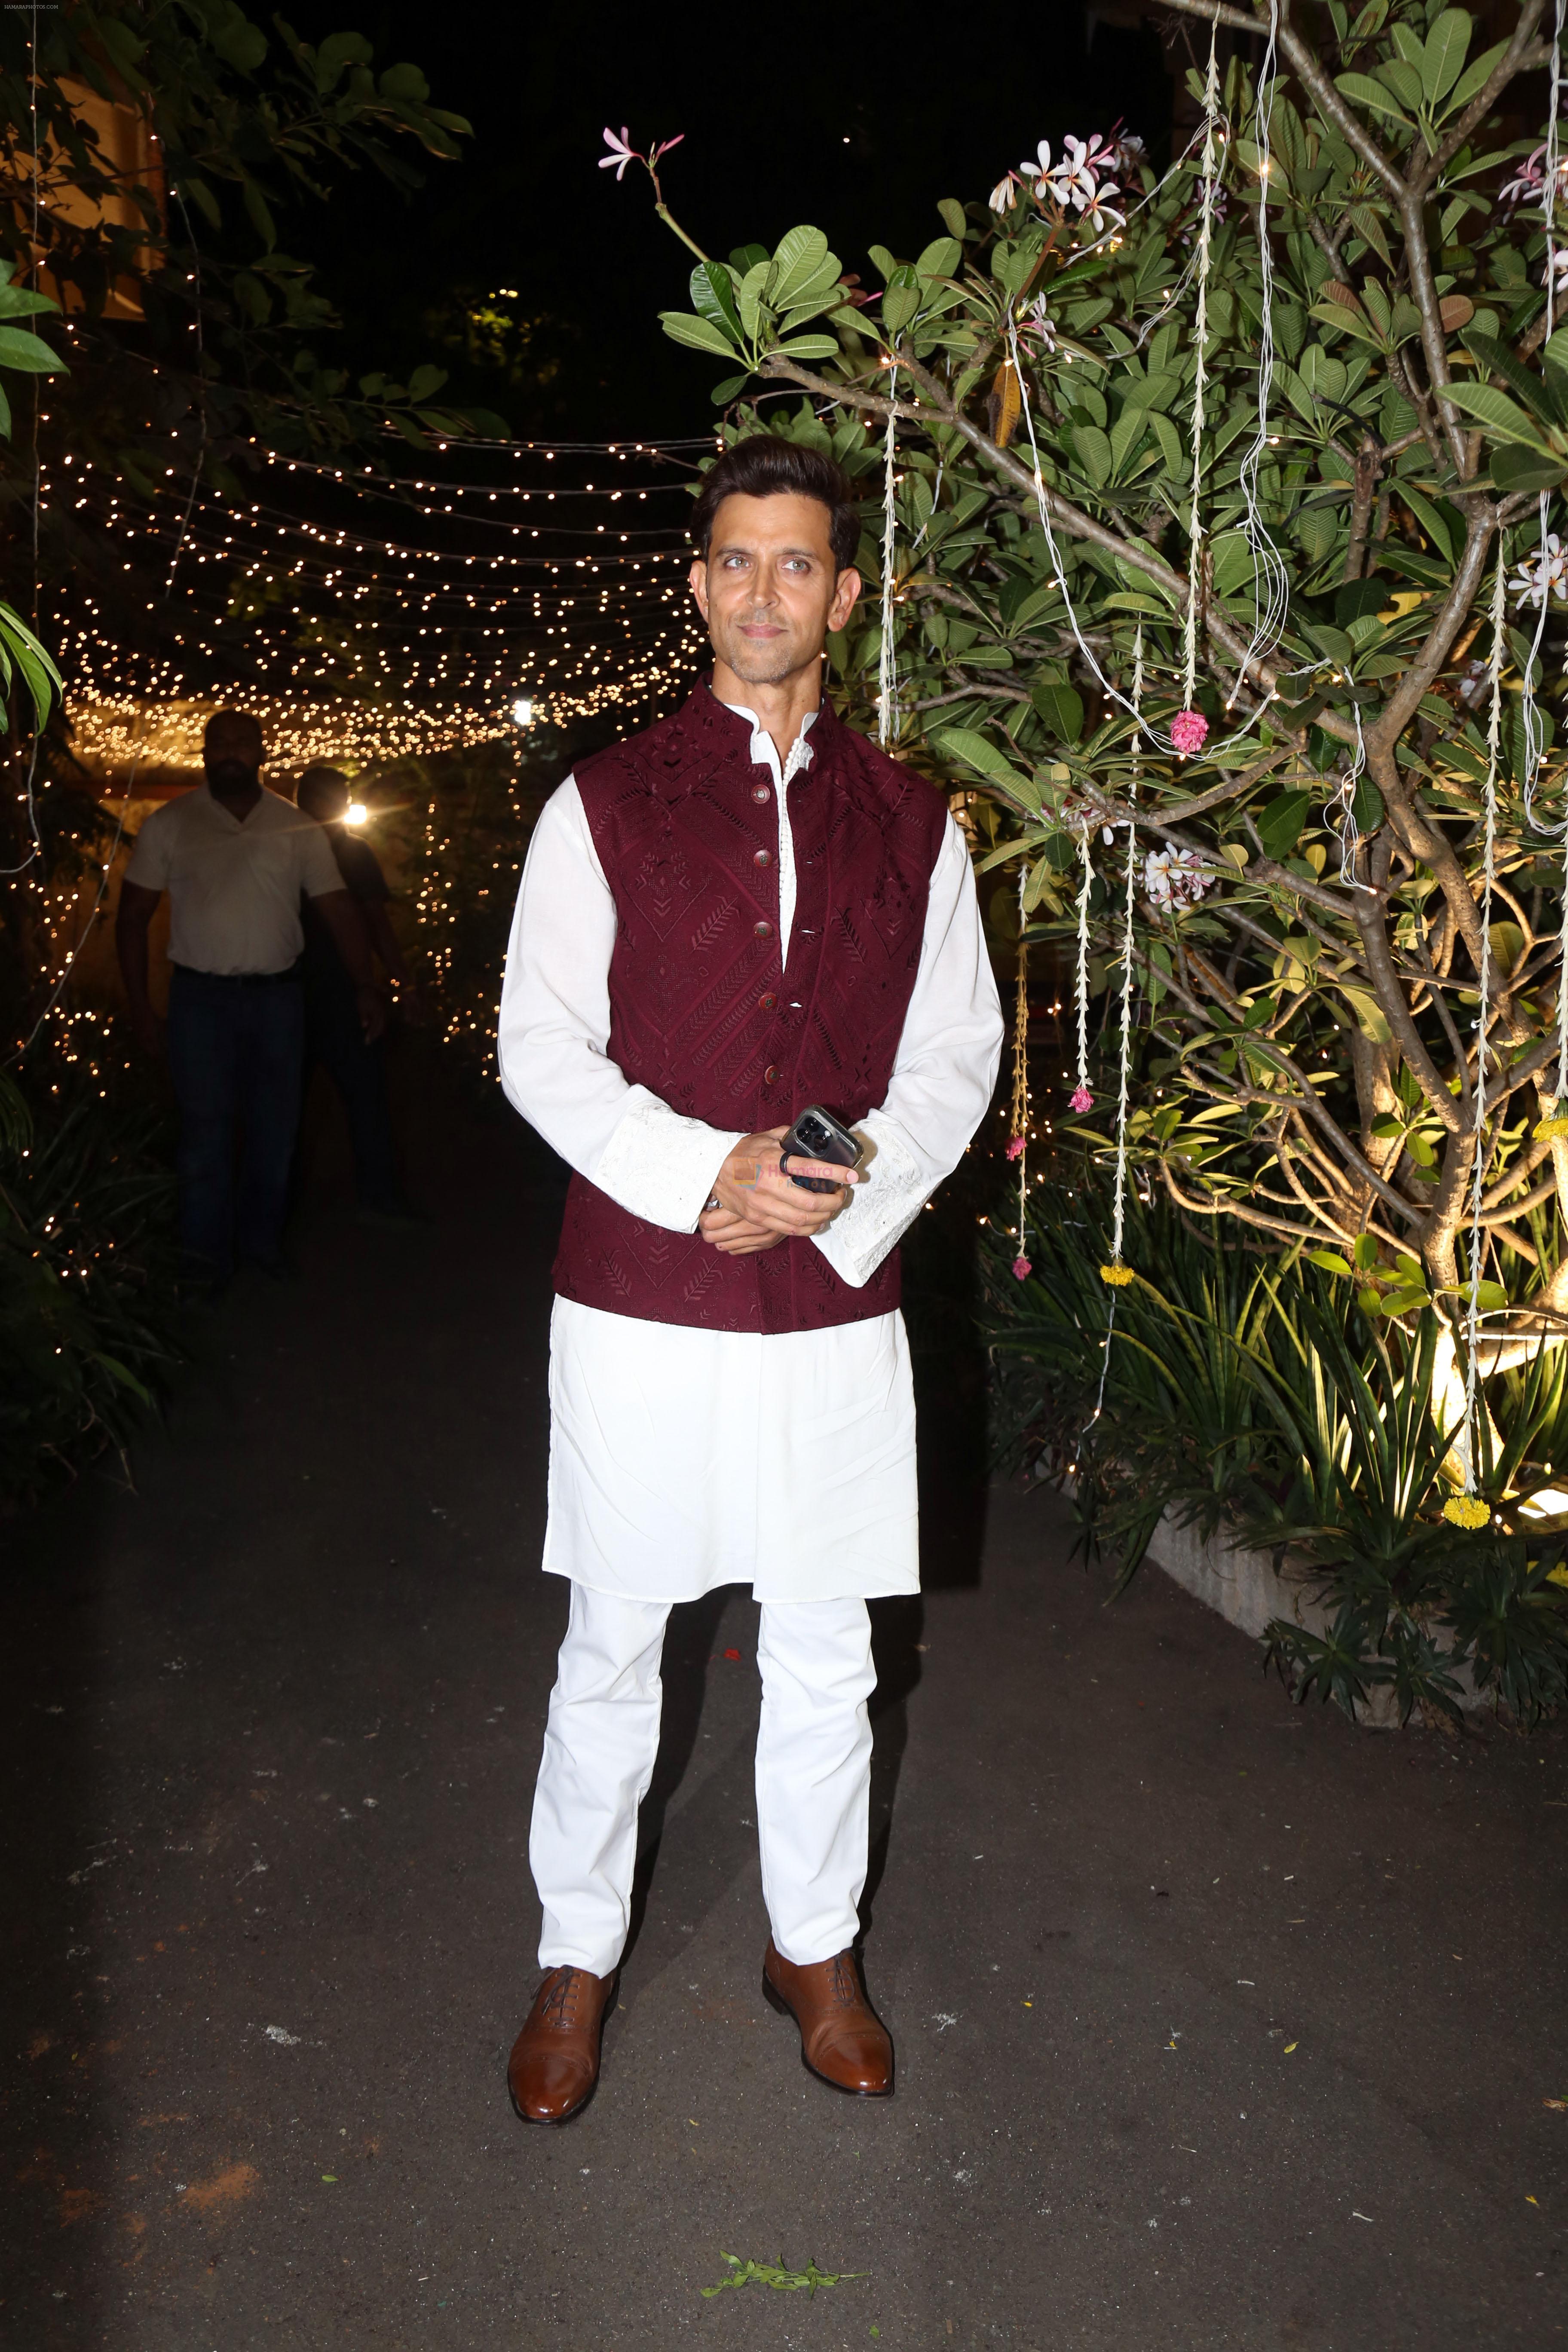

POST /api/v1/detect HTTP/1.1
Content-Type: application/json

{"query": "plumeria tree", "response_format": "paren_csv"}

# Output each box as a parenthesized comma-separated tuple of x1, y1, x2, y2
(611, 0, 1568, 1397)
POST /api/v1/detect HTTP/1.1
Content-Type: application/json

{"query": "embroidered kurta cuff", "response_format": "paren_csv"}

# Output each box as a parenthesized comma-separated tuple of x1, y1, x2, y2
(591, 1090, 747, 1234)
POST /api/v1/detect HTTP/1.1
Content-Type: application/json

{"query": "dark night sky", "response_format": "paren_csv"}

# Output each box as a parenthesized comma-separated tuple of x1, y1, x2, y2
(281, 0, 1181, 438)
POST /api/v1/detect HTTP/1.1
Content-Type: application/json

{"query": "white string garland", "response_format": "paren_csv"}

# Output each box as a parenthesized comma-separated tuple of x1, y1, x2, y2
(1182, 21, 1221, 725)
(1443, 558, 1507, 1530)
(1233, 0, 1289, 700)
(1072, 820, 1094, 1114)
(878, 362, 898, 747)
(1008, 860, 1032, 1280)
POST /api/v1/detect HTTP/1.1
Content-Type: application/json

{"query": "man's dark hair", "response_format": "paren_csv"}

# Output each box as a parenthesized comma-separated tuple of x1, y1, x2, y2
(690, 435, 861, 572)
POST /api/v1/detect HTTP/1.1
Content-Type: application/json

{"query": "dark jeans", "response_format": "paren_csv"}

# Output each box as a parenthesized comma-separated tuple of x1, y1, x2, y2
(165, 966, 305, 1279)
(305, 980, 400, 1211)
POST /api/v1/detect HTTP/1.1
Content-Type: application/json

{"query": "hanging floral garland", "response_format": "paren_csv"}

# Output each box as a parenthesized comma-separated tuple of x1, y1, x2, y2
(878, 360, 899, 748)
(1177, 18, 1222, 763)
(1442, 557, 1508, 1532)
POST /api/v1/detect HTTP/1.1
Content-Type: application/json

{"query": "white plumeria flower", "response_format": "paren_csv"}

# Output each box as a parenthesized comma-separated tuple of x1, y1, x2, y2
(1018, 139, 1055, 195)
(1021, 294, 1058, 352)
(1080, 184, 1125, 236)
(1144, 847, 1214, 908)
(989, 172, 1020, 212)
(1511, 533, 1568, 608)
(1048, 134, 1107, 214)
(1544, 245, 1568, 294)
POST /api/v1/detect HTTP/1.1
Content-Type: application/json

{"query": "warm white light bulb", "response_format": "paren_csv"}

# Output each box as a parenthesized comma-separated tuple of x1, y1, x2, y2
(345, 801, 368, 827)
(511, 697, 534, 726)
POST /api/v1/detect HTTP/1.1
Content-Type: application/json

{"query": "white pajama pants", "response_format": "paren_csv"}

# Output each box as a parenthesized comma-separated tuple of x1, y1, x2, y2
(530, 1581, 876, 1974)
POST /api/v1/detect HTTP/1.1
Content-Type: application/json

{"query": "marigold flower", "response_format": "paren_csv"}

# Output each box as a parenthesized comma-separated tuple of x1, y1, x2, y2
(1100, 1262, 1134, 1286)
(1441, 1493, 1490, 1530)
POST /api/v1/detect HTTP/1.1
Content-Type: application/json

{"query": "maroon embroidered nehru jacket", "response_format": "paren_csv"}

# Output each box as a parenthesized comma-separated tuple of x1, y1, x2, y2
(552, 680, 949, 1335)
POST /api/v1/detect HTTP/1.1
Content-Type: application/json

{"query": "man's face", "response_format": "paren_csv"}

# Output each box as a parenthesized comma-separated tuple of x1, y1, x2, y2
(204, 716, 263, 796)
(298, 775, 349, 826)
(690, 492, 861, 690)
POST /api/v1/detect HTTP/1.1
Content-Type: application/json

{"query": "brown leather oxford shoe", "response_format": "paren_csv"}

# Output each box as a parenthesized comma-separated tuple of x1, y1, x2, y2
(506, 1964, 617, 2125)
(762, 1939, 893, 2097)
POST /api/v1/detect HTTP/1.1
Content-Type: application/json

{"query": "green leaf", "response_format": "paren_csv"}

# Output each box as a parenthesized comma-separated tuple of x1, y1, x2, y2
(1491, 444, 1568, 492)
(1446, 36, 1510, 112)
(378, 60, 431, 102)
(914, 236, 961, 282)
(1338, 983, 1393, 1042)
(314, 29, 371, 89)
(1437, 382, 1557, 456)
(1308, 1250, 1356, 1277)
(771, 334, 839, 361)
(1419, 9, 1472, 104)
(1351, 776, 1384, 832)
(1335, 69, 1413, 126)
(769, 227, 831, 309)
(1030, 679, 1084, 743)
(210, 13, 268, 70)
(659, 311, 741, 360)
(1256, 789, 1311, 861)
(0, 325, 63, 375)
(1375, 57, 1424, 111)
(936, 727, 1041, 809)
(937, 199, 967, 240)
(710, 373, 750, 404)
(406, 364, 447, 403)
(1353, 1233, 1380, 1271)
(691, 262, 743, 339)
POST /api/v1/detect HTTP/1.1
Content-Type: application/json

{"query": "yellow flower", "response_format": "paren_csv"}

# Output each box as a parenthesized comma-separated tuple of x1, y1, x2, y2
(1534, 1116, 1568, 1141)
(1547, 1565, 1568, 1590)
(1442, 1494, 1490, 1530)
(1099, 1262, 1133, 1287)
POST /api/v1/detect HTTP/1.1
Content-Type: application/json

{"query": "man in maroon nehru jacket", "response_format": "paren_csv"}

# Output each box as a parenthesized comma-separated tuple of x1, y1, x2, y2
(496, 434, 1002, 2123)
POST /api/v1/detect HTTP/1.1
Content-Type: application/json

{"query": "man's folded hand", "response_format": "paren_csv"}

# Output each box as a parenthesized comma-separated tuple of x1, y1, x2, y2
(703, 1126, 857, 1248)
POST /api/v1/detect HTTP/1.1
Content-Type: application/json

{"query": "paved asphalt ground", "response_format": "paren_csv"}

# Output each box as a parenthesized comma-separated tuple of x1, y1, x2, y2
(4, 1085, 1567, 2352)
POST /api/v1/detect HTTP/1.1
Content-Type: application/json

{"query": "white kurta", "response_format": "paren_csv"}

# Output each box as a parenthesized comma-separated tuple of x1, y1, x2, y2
(497, 702, 1004, 1603)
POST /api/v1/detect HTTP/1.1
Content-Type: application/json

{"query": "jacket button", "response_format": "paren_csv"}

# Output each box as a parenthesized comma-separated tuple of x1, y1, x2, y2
(753, 847, 772, 868)
(753, 919, 773, 940)
(760, 992, 778, 1011)
(763, 1065, 780, 1087)
(750, 784, 771, 803)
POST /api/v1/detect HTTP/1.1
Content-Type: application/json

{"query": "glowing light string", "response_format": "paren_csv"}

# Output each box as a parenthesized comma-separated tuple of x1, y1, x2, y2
(879, 361, 898, 747)
(1443, 557, 1507, 1531)
(1233, 0, 1289, 698)
(1007, 861, 1032, 1280)
(1182, 19, 1221, 730)
(1520, 0, 1566, 832)
(1103, 626, 1143, 1289)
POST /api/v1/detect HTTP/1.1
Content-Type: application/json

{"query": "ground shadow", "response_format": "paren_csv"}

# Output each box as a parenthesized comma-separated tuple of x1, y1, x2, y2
(859, 1592, 926, 1950)
(621, 1586, 735, 1967)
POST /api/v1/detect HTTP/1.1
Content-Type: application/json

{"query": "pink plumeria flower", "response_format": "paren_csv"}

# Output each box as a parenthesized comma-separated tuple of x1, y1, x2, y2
(1069, 1084, 1094, 1114)
(648, 133, 685, 168)
(1170, 708, 1209, 755)
(1006, 1135, 1026, 1161)
(1020, 294, 1058, 353)
(600, 126, 638, 180)
(1012, 1254, 1032, 1281)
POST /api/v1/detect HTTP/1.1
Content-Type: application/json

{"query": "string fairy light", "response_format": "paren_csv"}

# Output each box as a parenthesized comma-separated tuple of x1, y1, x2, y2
(1519, 0, 1566, 830)
(1443, 559, 1508, 1531)
(1006, 859, 1032, 1281)
(1177, 18, 1221, 756)
(1102, 625, 1143, 1290)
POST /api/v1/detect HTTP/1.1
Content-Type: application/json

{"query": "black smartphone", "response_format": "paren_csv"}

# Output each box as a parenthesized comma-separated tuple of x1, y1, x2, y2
(781, 1104, 863, 1194)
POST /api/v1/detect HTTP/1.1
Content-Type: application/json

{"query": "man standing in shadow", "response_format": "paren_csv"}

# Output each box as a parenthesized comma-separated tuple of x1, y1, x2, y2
(294, 763, 421, 1227)
(116, 710, 385, 1287)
